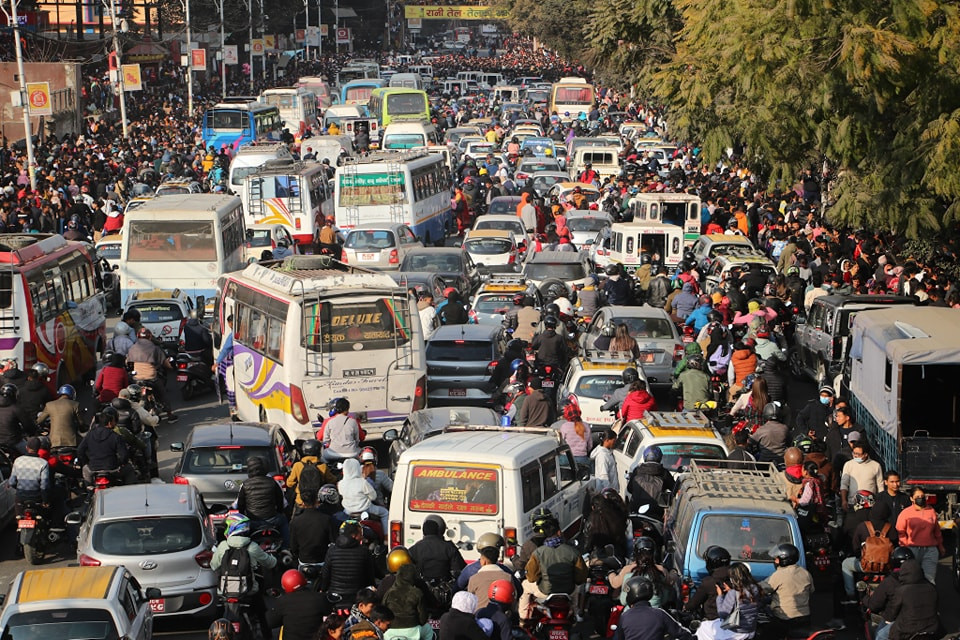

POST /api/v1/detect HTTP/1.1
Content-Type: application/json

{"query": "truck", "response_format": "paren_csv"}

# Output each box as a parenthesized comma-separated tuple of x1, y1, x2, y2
(847, 307, 960, 526)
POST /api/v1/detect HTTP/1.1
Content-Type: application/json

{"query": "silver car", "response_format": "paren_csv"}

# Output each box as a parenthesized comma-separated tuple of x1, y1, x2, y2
(342, 223, 423, 270)
(72, 484, 218, 620)
(382, 406, 500, 475)
(425, 324, 506, 407)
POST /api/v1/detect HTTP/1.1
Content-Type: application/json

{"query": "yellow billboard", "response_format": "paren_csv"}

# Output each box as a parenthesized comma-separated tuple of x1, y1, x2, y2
(403, 5, 510, 19)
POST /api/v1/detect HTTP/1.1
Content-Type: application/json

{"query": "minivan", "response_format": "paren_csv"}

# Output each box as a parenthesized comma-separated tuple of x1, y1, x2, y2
(389, 73, 425, 90)
(228, 143, 293, 199)
(569, 146, 621, 182)
(388, 426, 598, 561)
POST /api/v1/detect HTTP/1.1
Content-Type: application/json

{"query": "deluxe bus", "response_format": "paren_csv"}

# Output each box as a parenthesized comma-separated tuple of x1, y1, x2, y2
(336, 62, 380, 87)
(258, 88, 319, 140)
(217, 256, 427, 442)
(340, 79, 385, 108)
(366, 88, 430, 128)
(241, 161, 333, 248)
(0, 234, 107, 388)
(334, 150, 452, 246)
(201, 102, 283, 151)
(549, 77, 596, 121)
(118, 194, 246, 306)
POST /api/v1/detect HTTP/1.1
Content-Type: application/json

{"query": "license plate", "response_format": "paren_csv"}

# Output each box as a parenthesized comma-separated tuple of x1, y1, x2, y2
(588, 584, 609, 595)
(149, 599, 165, 613)
(176, 374, 188, 382)
(18, 519, 35, 529)
(359, 253, 378, 261)
(548, 629, 568, 640)
(542, 379, 555, 388)
(449, 388, 467, 397)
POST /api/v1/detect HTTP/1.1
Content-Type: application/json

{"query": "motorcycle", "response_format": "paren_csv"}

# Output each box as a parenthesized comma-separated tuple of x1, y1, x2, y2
(92, 468, 123, 492)
(17, 501, 64, 564)
(534, 363, 563, 402)
(175, 351, 218, 401)
(528, 593, 574, 640)
(804, 530, 833, 575)
(221, 594, 266, 640)
(584, 545, 621, 636)
(251, 525, 294, 569)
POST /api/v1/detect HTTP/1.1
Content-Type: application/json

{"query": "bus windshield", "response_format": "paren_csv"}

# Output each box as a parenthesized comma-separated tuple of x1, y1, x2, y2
(555, 87, 592, 104)
(383, 134, 426, 149)
(304, 298, 411, 353)
(208, 110, 245, 130)
(387, 93, 427, 115)
(262, 94, 298, 109)
(127, 220, 217, 262)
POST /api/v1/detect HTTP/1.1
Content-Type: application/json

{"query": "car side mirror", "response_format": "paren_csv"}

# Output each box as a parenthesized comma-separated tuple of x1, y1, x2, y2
(145, 587, 162, 600)
(383, 429, 398, 442)
(578, 464, 591, 481)
(65, 511, 83, 526)
(170, 442, 184, 452)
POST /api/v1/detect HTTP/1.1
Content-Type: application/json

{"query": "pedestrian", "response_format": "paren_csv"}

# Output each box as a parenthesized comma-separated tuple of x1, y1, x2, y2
(895, 487, 945, 584)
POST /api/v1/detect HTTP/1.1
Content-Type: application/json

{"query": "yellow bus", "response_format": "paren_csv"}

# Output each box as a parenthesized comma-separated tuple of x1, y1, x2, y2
(549, 77, 596, 122)
(367, 87, 430, 127)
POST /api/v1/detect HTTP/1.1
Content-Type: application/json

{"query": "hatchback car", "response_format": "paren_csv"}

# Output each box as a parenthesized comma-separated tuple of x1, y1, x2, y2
(342, 223, 423, 271)
(471, 213, 529, 249)
(123, 289, 197, 348)
(425, 324, 506, 407)
(400, 247, 481, 298)
(515, 158, 562, 186)
(557, 350, 646, 437)
(462, 230, 521, 273)
(486, 196, 524, 216)
(155, 179, 203, 197)
(244, 223, 300, 263)
(580, 305, 683, 388)
(468, 276, 541, 326)
(564, 211, 613, 250)
(529, 172, 569, 197)
(382, 406, 500, 476)
(72, 485, 218, 620)
(701, 253, 777, 295)
(95, 234, 123, 264)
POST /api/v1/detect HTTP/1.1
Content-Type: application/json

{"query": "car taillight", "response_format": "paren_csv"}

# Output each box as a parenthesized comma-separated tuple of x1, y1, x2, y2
(173, 475, 189, 485)
(413, 376, 427, 412)
(341, 249, 348, 262)
(295, 218, 301, 230)
(673, 344, 684, 362)
(389, 249, 399, 264)
(95, 476, 111, 487)
(390, 520, 403, 548)
(508, 250, 516, 264)
(290, 384, 309, 424)
(681, 579, 691, 603)
(195, 549, 213, 568)
(596, 248, 606, 256)
(516, 172, 528, 180)
(504, 527, 517, 557)
(79, 554, 102, 566)
(487, 360, 498, 374)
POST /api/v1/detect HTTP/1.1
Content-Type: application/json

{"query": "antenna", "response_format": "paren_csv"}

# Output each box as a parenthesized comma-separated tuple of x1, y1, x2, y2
(144, 483, 149, 509)
(229, 423, 234, 441)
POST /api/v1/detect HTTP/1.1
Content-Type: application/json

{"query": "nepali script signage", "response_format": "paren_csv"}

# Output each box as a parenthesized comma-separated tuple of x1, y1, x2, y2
(403, 5, 510, 20)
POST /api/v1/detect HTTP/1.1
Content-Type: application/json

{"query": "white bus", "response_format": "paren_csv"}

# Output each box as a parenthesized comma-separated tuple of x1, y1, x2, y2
(241, 160, 333, 248)
(118, 194, 246, 306)
(628, 192, 701, 247)
(217, 256, 427, 442)
(335, 150, 452, 246)
(259, 87, 319, 140)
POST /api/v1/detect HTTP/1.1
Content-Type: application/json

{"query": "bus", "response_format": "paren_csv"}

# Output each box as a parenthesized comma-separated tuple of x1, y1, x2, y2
(201, 102, 283, 151)
(549, 77, 596, 121)
(340, 79, 385, 108)
(241, 161, 333, 248)
(628, 192, 701, 246)
(296, 76, 334, 110)
(258, 88, 319, 140)
(336, 62, 380, 87)
(366, 88, 430, 128)
(118, 194, 247, 306)
(217, 256, 427, 442)
(0, 234, 107, 388)
(335, 150, 452, 246)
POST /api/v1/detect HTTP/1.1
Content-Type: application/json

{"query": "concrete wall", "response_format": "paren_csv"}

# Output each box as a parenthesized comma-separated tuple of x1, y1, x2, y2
(0, 61, 83, 145)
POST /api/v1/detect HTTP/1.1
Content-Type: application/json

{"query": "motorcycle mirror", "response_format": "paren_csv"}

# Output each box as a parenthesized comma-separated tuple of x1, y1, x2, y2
(169, 442, 184, 452)
(64, 511, 82, 526)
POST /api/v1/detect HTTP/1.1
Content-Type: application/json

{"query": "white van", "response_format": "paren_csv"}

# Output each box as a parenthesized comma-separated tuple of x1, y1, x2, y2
(307, 134, 355, 164)
(381, 122, 440, 150)
(608, 220, 685, 271)
(569, 146, 621, 182)
(228, 143, 293, 201)
(389, 73, 425, 90)
(323, 104, 364, 130)
(388, 426, 598, 561)
(492, 86, 521, 102)
(443, 79, 468, 96)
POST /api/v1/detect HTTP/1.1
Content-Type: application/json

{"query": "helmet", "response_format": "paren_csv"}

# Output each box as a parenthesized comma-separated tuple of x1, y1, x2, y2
(853, 490, 875, 511)
(360, 446, 378, 465)
(126, 384, 143, 403)
(531, 508, 559, 536)
(0, 383, 17, 402)
(488, 579, 516, 605)
(318, 484, 340, 504)
(640, 253, 651, 265)
(386, 547, 413, 574)
(793, 434, 815, 454)
(770, 543, 801, 567)
(624, 577, 654, 606)
(707, 310, 723, 324)
(277, 239, 289, 248)
(32, 363, 50, 378)
(704, 546, 732, 572)
(601, 321, 616, 338)
(225, 513, 251, 538)
(761, 401, 783, 422)
(687, 354, 705, 371)
(506, 339, 524, 353)
(622, 367, 639, 385)
(443, 287, 457, 299)
(208, 619, 235, 640)
(786, 266, 800, 277)
(671, 279, 683, 291)
(783, 447, 803, 467)
(890, 546, 915, 570)
(510, 358, 525, 372)
(604, 264, 619, 276)
(477, 532, 505, 551)
(424, 514, 447, 534)
(301, 439, 321, 457)
(633, 536, 657, 557)
(544, 315, 558, 329)
(553, 298, 574, 317)
(99, 405, 118, 424)
(57, 384, 76, 400)
(642, 446, 663, 463)
(601, 487, 620, 502)
(281, 569, 307, 593)
(544, 303, 560, 318)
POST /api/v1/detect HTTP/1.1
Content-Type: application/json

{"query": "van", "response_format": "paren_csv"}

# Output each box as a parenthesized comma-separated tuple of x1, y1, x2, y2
(608, 221, 685, 270)
(389, 73, 425, 90)
(569, 146, 620, 182)
(306, 135, 355, 164)
(381, 122, 440, 150)
(492, 85, 521, 102)
(388, 426, 598, 561)
(408, 65, 434, 87)
(442, 79, 468, 96)
(228, 143, 293, 200)
(323, 104, 365, 130)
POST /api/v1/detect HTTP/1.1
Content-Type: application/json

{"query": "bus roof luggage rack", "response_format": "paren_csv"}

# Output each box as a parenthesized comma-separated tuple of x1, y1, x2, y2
(271, 254, 368, 274)
(343, 149, 430, 165)
(641, 411, 710, 429)
(486, 275, 527, 286)
(685, 459, 786, 501)
(0, 234, 68, 265)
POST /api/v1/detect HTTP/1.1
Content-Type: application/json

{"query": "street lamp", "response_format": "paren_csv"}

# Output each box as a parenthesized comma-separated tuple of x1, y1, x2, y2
(1, 0, 37, 189)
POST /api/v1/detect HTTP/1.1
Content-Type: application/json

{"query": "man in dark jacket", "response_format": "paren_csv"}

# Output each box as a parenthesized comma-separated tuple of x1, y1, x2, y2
(290, 491, 334, 565)
(77, 407, 134, 485)
(439, 592, 487, 640)
(516, 378, 553, 427)
(531, 318, 568, 369)
(866, 549, 913, 636)
(237, 456, 289, 546)
(873, 471, 912, 545)
(0, 383, 29, 453)
(321, 520, 380, 602)
(795, 385, 834, 442)
(409, 516, 466, 582)
(19, 369, 53, 433)
(683, 547, 731, 620)
(626, 446, 675, 520)
(617, 577, 692, 640)
(881, 560, 939, 640)
(266, 571, 332, 640)
(181, 312, 213, 366)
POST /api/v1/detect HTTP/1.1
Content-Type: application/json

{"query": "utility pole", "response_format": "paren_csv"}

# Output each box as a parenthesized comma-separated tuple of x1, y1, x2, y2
(5, 0, 37, 189)
(248, 0, 254, 93)
(107, 0, 129, 139)
(303, 0, 309, 62)
(218, 0, 226, 98)
(185, 0, 193, 114)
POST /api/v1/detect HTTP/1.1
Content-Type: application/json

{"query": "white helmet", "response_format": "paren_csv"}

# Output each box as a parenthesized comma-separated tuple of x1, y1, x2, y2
(114, 321, 131, 336)
(553, 297, 574, 318)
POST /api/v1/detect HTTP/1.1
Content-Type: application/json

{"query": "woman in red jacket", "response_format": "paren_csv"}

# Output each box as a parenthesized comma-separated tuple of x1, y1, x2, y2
(621, 379, 657, 423)
(95, 352, 129, 403)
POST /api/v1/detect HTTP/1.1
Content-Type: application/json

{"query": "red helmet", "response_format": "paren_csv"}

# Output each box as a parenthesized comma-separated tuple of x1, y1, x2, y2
(360, 446, 378, 465)
(443, 287, 457, 299)
(488, 579, 515, 605)
(281, 569, 307, 593)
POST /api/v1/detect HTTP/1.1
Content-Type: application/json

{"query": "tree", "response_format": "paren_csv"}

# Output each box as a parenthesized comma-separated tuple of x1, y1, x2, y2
(489, 0, 590, 61)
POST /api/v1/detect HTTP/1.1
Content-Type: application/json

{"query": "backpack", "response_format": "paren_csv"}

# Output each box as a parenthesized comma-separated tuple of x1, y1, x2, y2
(629, 468, 665, 513)
(218, 544, 254, 597)
(298, 459, 323, 503)
(860, 522, 894, 573)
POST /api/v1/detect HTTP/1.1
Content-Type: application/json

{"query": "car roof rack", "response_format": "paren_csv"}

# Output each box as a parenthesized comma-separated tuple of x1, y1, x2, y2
(640, 411, 710, 429)
(441, 424, 561, 441)
(685, 459, 786, 501)
(485, 275, 527, 286)
(582, 349, 636, 364)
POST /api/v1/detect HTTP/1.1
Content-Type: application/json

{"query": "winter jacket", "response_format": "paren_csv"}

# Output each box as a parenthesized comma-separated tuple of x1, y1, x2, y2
(409, 533, 467, 581)
(95, 365, 129, 402)
(759, 363, 787, 402)
(320, 534, 379, 601)
(647, 276, 670, 309)
(18, 379, 52, 429)
(237, 474, 285, 521)
(671, 283, 698, 320)
(887, 560, 939, 640)
(381, 564, 428, 628)
(621, 389, 656, 423)
(0, 402, 27, 447)
(39, 396, 83, 448)
(290, 508, 334, 564)
(615, 601, 692, 640)
(266, 589, 332, 640)
(672, 368, 710, 408)
(518, 389, 553, 427)
(751, 420, 790, 461)
(730, 348, 757, 386)
(715, 587, 760, 634)
(339, 458, 377, 514)
(439, 608, 488, 640)
(627, 462, 675, 519)
(526, 541, 587, 594)
(761, 564, 813, 620)
(684, 305, 713, 332)
(211, 534, 277, 595)
(286, 455, 336, 506)
(531, 329, 568, 366)
(77, 424, 128, 470)
(865, 571, 901, 620)
(684, 566, 730, 619)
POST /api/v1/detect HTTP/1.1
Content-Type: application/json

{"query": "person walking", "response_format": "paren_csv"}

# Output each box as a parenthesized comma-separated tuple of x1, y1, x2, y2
(895, 487, 945, 584)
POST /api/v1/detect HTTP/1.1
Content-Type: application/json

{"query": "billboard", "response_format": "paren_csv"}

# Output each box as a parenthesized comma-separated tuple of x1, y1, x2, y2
(403, 5, 510, 19)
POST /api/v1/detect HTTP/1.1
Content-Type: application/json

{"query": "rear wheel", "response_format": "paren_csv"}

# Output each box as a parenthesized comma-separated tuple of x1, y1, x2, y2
(23, 542, 39, 565)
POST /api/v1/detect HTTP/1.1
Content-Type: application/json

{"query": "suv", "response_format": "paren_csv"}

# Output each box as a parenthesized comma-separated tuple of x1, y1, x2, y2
(123, 289, 199, 348)
(425, 324, 507, 407)
(663, 460, 805, 590)
(522, 251, 592, 301)
(557, 349, 646, 438)
(689, 234, 757, 273)
(701, 253, 777, 295)
(468, 276, 541, 326)
(382, 407, 500, 476)
(790, 294, 920, 384)
(155, 179, 203, 197)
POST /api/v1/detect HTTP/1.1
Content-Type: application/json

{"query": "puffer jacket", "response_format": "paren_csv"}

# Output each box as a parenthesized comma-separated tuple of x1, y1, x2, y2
(320, 533, 379, 601)
(381, 564, 428, 628)
(237, 473, 284, 521)
(887, 560, 939, 640)
(95, 364, 129, 402)
(730, 348, 758, 385)
(621, 389, 656, 423)
(409, 534, 467, 581)
(671, 283, 698, 320)
(19, 379, 52, 430)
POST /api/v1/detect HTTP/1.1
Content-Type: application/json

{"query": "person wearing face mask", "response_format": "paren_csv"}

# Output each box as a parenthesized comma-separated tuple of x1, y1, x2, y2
(795, 385, 834, 443)
(896, 487, 945, 584)
(839, 443, 883, 512)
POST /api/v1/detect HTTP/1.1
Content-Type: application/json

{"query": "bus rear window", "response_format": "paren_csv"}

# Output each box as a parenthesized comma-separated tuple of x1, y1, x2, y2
(339, 173, 406, 207)
(346, 87, 374, 102)
(555, 87, 592, 104)
(304, 298, 411, 353)
(408, 464, 499, 515)
(127, 221, 217, 262)
(387, 93, 426, 115)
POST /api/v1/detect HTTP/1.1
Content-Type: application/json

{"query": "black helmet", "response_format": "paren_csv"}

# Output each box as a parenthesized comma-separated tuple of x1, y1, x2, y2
(126, 384, 143, 403)
(301, 439, 321, 457)
(707, 310, 723, 324)
(640, 253, 651, 265)
(605, 264, 619, 276)
(633, 536, 657, 557)
(544, 315, 558, 329)
(99, 405, 119, 424)
(0, 383, 17, 403)
(622, 367, 639, 385)
(531, 508, 559, 536)
(246, 456, 266, 476)
(770, 543, 800, 567)
(506, 338, 525, 353)
(704, 546, 731, 572)
(683, 250, 696, 263)
(761, 401, 783, 422)
(890, 546, 915, 570)
(687, 354, 705, 371)
(624, 577, 654, 606)
(544, 302, 560, 317)
(110, 397, 132, 411)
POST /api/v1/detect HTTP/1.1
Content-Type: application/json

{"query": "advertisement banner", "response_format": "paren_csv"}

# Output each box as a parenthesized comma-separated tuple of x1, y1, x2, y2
(403, 5, 510, 19)
(407, 17, 422, 30)
(306, 26, 319, 46)
(25, 82, 51, 116)
(251, 39, 265, 56)
(223, 45, 238, 65)
(190, 48, 206, 70)
(336, 27, 350, 44)
(263, 34, 276, 49)
(295, 28, 305, 42)
(121, 64, 142, 91)
(320, 24, 329, 36)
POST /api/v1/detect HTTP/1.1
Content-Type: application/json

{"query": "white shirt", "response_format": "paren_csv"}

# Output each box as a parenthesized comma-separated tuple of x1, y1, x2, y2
(419, 305, 438, 340)
(590, 446, 618, 492)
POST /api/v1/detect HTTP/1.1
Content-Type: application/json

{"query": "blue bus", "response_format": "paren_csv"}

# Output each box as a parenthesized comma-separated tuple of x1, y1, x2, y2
(201, 102, 283, 151)
(340, 79, 385, 110)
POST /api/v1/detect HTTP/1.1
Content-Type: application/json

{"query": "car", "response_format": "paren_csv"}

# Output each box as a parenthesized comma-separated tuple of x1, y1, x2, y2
(461, 230, 522, 273)
(0, 567, 157, 640)
(701, 253, 778, 294)
(580, 305, 683, 388)
(519, 137, 556, 158)
(444, 127, 481, 148)
(557, 349, 647, 438)
(71, 485, 219, 620)
(471, 213, 529, 250)
(611, 410, 727, 493)
(689, 234, 758, 273)
(123, 289, 199, 350)
(464, 140, 500, 161)
(549, 182, 602, 207)
(486, 196, 523, 216)
(457, 135, 485, 155)
(155, 179, 203, 197)
(382, 406, 501, 476)
(564, 211, 613, 250)
(388, 271, 449, 302)
(95, 234, 123, 264)
(589, 229, 613, 272)
(468, 276, 542, 326)
(341, 222, 423, 271)
(244, 223, 300, 263)
(521, 251, 593, 301)
(123, 196, 154, 214)
(529, 171, 570, 197)
(400, 247, 481, 298)
(515, 158, 562, 186)
(169, 422, 291, 510)
(425, 324, 507, 407)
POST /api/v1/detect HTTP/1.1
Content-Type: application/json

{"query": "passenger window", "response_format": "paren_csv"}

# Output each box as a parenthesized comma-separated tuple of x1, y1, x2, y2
(558, 448, 577, 486)
(614, 428, 631, 453)
(824, 307, 836, 333)
(625, 429, 642, 458)
(120, 584, 138, 620)
(521, 461, 542, 513)
(540, 454, 558, 500)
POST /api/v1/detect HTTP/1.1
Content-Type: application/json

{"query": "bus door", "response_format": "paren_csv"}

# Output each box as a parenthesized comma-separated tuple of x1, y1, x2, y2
(637, 228, 666, 267)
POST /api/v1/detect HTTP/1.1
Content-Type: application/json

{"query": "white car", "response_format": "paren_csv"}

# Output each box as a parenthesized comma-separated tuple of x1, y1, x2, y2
(461, 230, 521, 273)
(471, 214, 530, 251)
(557, 350, 646, 437)
(123, 289, 198, 348)
(244, 223, 300, 263)
(564, 211, 613, 250)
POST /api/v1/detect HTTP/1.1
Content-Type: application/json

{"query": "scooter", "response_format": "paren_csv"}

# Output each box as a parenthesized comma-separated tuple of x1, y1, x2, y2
(528, 593, 574, 640)
(175, 352, 217, 401)
(584, 545, 621, 636)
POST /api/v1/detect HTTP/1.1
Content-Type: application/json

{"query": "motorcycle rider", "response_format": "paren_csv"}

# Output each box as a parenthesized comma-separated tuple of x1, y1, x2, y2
(760, 543, 814, 637)
(9, 436, 50, 510)
(865, 547, 915, 640)
(360, 447, 392, 507)
(603, 264, 632, 306)
(19, 365, 52, 432)
(0, 383, 29, 455)
(574, 275, 601, 319)
(476, 580, 515, 640)
(457, 532, 516, 590)
(320, 520, 380, 604)
(339, 457, 389, 534)
(287, 439, 336, 512)
(211, 514, 277, 635)
(182, 310, 214, 367)
(94, 352, 129, 403)
(626, 446, 675, 521)
(517, 377, 554, 427)
(672, 354, 711, 409)
(38, 385, 83, 448)
(684, 546, 732, 620)
(519, 511, 587, 623)
(600, 368, 640, 416)
(409, 514, 467, 583)
(126, 327, 178, 423)
(119, 385, 160, 433)
(467, 534, 514, 608)
(609, 537, 675, 608)
(290, 486, 334, 567)
(750, 402, 790, 463)
(109, 397, 148, 480)
(237, 456, 290, 546)
(77, 406, 137, 486)
(489, 340, 526, 389)
(322, 397, 362, 465)
(616, 577, 692, 640)
(513, 296, 540, 343)
(266, 570, 332, 640)
(531, 315, 569, 371)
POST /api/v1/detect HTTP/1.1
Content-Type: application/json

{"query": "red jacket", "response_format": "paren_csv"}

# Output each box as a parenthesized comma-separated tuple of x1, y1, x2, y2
(95, 365, 129, 403)
(621, 389, 656, 423)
